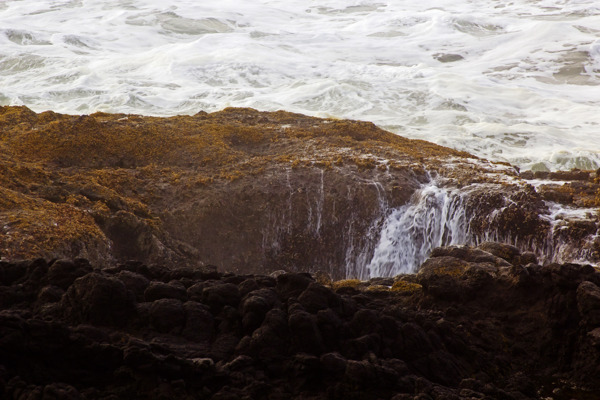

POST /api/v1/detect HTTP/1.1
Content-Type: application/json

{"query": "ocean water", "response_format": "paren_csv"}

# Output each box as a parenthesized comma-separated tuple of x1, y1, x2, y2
(1, 0, 600, 171)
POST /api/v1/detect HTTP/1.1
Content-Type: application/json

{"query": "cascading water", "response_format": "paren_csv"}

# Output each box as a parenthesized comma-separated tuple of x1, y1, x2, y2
(538, 202, 599, 264)
(365, 181, 469, 277)
(263, 165, 597, 280)
(344, 180, 392, 280)
(360, 177, 599, 279)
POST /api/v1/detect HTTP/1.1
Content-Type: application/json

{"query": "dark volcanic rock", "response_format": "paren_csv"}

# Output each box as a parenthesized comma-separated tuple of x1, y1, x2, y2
(116, 270, 150, 302)
(577, 280, 600, 326)
(61, 272, 135, 326)
(288, 309, 324, 355)
(0, 260, 29, 285)
(37, 285, 64, 304)
(277, 272, 314, 299)
(47, 259, 92, 290)
(201, 283, 241, 312)
(1, 251, 600, 399)
(149, 298, 185, 333)
(477, 242, 521, 265)
(144, 280, 187, 302)
(241, 288, 279, 333)
(182, 301, 214, 341)
(298, 282, 341, 313)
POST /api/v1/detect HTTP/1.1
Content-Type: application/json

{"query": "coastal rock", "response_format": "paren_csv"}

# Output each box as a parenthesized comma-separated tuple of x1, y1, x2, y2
(430, 245, 512, 267)
(144, 280, 187, 302)
(476, 242, 521, 265)
(149, 298, 185, 333)
(46, 259, 92, 290)
(201, 283, 240, 312)
(416, 256, 496, 300)
(277, 272, 314, 299)
(298, 282, 341, 313)
(3, 106, 596, 279)
(241, 288, 279, 333)
(0, 260, 29, 285)
(288, 309, 324, 355)
(0, 252, 599, 398)
(577, 281, 600, 326)
(116, 270, 150, 302)
(36, 285, 64, 304)
(182, 301, 214, 341)
(61, 272, 135, 326)
(1, 106, 600, 398)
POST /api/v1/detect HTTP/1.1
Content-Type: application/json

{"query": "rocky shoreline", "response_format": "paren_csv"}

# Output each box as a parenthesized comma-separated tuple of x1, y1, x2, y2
(1, 106, 598, 277)
(1, 106, 600, 398)
(1, 243, 600, 399)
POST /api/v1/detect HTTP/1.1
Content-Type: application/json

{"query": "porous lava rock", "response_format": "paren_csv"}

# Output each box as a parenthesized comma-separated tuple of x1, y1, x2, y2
(61, 272, 135, 326)
(1, 249, 600, 399)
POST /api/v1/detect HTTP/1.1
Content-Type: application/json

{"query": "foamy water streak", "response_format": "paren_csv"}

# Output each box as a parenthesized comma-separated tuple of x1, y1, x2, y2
(366, 181, 468, 277)
(1, 1, 600, 170)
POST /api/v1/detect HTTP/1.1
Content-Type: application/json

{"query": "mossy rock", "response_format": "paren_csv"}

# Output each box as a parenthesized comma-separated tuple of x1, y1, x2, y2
(365, 284, 390, 292)
(332, 279, 362, 291)
(417, 256, 470, 279)
(2, 105, 594, 274)
(391, 280, 423, 294)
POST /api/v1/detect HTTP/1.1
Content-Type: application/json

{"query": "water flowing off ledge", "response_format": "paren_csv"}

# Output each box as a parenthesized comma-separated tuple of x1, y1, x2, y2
(0, 106, 599, 280)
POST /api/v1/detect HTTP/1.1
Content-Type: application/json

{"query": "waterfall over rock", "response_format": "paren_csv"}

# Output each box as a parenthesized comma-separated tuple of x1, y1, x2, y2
(360, 175, 600, 278)
(0, 106, 597, 279)
(365, 181, 469, 278)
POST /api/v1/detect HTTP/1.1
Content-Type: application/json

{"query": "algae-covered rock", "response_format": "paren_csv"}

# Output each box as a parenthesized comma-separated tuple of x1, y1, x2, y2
(0, 106, 459, 275)
(417, 255, 498, 300)
(1, 106, 598, 277)
(391, 280, 422, 294)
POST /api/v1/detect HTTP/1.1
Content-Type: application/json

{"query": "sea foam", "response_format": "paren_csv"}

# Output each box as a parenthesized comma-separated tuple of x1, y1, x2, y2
(1, 0, 600, 171)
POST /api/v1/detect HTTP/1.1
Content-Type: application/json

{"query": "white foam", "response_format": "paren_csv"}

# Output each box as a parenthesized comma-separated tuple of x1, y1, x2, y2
(544, 202, 598, 223)
(1, 0, 600, 170)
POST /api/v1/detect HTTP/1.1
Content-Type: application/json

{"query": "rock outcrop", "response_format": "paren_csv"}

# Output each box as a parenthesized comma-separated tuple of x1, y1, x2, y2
(1, 248, 600, 399)
(1, 106, 599, 279)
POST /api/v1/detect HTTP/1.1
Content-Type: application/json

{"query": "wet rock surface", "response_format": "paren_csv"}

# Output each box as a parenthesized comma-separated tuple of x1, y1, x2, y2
(1, 248, 600, 399)
(2, 106, 598, 278)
